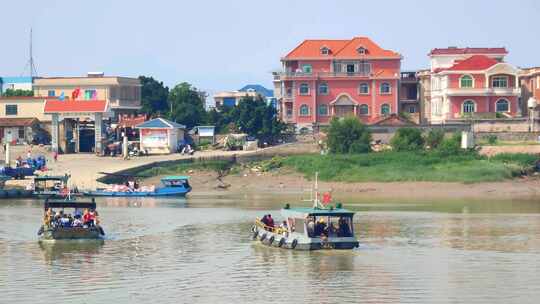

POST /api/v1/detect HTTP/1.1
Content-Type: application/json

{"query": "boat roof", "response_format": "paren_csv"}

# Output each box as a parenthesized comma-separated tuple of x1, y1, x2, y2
(44, 198, 96, 210)
(161, 175, 190, 181)
(34, 175, 69, 181)
(281, 207, 355, 218)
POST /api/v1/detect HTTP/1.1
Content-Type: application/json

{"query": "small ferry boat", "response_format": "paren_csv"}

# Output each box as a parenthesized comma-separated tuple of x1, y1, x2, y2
(84, 175, 191, 197)
(38, 198, 105, 241)
(33, 174, 74, 198)
(251, 174, 359, 250)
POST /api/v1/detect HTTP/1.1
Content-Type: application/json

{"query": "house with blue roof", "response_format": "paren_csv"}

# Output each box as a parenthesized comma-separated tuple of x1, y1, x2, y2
(135, 117, 186, 154)
(211, 84, 276, 110)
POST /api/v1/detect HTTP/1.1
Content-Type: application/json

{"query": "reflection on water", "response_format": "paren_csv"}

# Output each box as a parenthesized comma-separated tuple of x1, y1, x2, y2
(0, 194, 539, 303)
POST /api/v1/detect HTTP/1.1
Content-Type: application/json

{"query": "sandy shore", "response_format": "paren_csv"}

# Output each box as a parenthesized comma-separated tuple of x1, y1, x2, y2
(143, 167, 540, 201)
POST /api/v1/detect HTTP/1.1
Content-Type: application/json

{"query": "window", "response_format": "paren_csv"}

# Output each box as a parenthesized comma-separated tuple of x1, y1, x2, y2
(84, 89, 97, 100)
(409, 106, 417, 113)
(299, 104, 310, 116)
(359, 104, 369, 115)
(318, 104, 328, 116)
(318, 83, 328, 95)
(321, 47, 329, 55)
(462, 100, 475, 113)
(492, 76, 508, 88)
(299, 83, 310, 95)
(357, 47, 367, 55)
(460, 75, 474, 88)
(47, 90, 55, 97)
(5, 105, 17, 116)
(346, 64, 355, 73)
(302, 64, 312, 74)
(381, 104, 390, 115)
(359, 83, 369, 94)
(358, 62, 371, 75)
(18, 127, 25, 139)
(380, 83, 391, 94)
(496, 99, 509, 112)
(286, 87, 292, 97)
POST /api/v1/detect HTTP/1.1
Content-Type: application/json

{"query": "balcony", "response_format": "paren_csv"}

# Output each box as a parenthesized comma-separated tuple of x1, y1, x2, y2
(279, 71, 371, 79)
(445, 88, 520, 96)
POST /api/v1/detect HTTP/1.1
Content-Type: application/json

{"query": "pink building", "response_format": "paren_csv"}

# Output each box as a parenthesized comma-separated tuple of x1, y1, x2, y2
(276, 37, 401, 130)
(427, 47, 521, 123)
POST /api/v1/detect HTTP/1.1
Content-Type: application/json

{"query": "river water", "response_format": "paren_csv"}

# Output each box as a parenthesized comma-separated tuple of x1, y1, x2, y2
(1, 193, 540, 303)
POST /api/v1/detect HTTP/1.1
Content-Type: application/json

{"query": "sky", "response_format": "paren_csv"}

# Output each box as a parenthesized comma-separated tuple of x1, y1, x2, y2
(1, 0, 539, 95)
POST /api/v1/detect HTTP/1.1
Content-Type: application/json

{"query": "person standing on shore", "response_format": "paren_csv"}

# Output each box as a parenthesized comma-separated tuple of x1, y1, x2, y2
(53, 150, 58, 162)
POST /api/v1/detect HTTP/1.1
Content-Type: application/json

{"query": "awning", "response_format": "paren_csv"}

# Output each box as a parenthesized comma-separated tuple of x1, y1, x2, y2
(0, 117, 39, 127)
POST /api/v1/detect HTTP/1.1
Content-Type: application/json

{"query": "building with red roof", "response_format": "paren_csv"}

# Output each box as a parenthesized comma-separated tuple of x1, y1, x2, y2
(420, 47, 520, 124)
(276, 36, 402, 129)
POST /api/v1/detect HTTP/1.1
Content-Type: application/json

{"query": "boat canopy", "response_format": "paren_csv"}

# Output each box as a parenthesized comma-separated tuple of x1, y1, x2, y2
(34, 175, 70, 182)
(161, 176, 190, 181)
(44, 198, 96, 210)
(281, 207, 355, 219)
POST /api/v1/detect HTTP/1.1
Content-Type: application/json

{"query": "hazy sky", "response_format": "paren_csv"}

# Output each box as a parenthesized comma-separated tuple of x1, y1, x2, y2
(2, 0, 539, 94)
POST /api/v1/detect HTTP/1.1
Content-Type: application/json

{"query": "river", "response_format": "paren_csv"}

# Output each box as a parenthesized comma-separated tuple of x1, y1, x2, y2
(1, 193, 540, 303)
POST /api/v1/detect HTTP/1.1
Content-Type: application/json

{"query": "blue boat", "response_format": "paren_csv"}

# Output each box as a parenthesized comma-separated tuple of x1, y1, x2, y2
(84, 176, 191, 197)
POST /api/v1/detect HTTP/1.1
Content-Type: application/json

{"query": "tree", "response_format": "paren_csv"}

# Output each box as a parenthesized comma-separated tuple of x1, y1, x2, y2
(139, 76, 169, 116)
(232, 96, 285, 144)
(2, 88, 33, 97)
(327, 116, 372, 154)
(390, 127, 424, 151)
(425, 128, 445, 149)
(168, 82, 206, 129)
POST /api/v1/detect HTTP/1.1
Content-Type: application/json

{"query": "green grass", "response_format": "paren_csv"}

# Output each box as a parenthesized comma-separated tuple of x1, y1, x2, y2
(280, 152, 538, 183)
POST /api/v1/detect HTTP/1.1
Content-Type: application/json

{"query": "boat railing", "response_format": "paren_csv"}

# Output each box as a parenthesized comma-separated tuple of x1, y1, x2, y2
(254, 218, 287, 235)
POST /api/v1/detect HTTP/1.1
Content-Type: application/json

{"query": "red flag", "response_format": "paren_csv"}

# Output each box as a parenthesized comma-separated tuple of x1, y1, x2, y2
(322, 192, 332, 205)
(72, 87, 81, 100)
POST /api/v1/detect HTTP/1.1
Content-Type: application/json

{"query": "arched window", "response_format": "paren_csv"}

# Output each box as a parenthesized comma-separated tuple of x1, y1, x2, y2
(299, 104, 310, 116)
(381, 104, 390, 115)
(359, 104, 369, 115)
(318, 83, 328, 95)
(318, 104, 328, 116)
(299, 83, 309, 95)
(380, 83, 391, 94)
(462, 100, 476, 113)
(460, 75, 474, 88)
(358, 83, 369, 94)
(496, 99, 509, 112)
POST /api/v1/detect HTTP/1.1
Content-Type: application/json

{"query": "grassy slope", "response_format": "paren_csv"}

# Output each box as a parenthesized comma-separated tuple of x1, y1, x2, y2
(281, 152, 538, 183)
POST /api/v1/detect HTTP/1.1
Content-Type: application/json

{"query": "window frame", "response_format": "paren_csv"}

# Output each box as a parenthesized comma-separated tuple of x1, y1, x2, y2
(462, 100, 476, 113)
(18, 127, 25, 139)
(299, 104, 310, 116)
(495, 98, 510, 112)
(459, 75, 474, 88)
(318, 83, 329, 95)
(359, 104, 369, 115)
(358, 83, 369, 95)
(492, 75, 508, 88)
(47, 90, 56, 97)
(320, 47, 329, 55)
(380, 104, 390, 115)
(299, 83, 310, 96)
(5, 104, 18, 116)
(317, 104, 329, 116)
(408, 106, 417, 114)
(380, 82, 391, 95)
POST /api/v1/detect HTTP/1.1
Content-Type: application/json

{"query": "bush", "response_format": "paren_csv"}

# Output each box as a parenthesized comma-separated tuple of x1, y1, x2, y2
(390, 128, 424, 151)
(486, 135, 498, 145)
(327, 117, 372, 154)
(425, 129, 445, 149)
(436, 132, 462, 156)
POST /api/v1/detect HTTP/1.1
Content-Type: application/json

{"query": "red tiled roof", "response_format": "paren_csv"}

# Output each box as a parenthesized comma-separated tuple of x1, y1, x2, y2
(284, 37, 400, 59)
(0, 117, 39, 127)
(429, 47, 507, 55)
(44, 99, 108, 113)
(446, 55, 499, 71)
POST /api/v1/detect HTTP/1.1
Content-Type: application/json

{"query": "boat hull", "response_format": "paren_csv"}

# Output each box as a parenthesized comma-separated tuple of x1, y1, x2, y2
(39, 226, 105, 241)
(251, 226, 359, 251)
(83, 187, 191, 197)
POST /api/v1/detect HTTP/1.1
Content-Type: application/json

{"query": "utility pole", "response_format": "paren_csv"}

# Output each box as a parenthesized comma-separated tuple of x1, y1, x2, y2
(21, 28, 38, 78)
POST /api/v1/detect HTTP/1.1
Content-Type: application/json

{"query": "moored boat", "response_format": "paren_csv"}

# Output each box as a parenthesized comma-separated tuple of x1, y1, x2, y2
(38, 198, 105, 241)
(84, 175, 191, 197)
(251, 174, 359, 250)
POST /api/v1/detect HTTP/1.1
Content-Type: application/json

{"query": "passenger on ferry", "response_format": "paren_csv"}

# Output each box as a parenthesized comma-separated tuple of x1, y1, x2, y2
(338, 217, 352, 237)
(307, 217, 315, 237)
(314, 218, 328, 237)
(266, 214, 275, 229)
(83, 209, 96, 227)
(59, 214, 71, 227)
